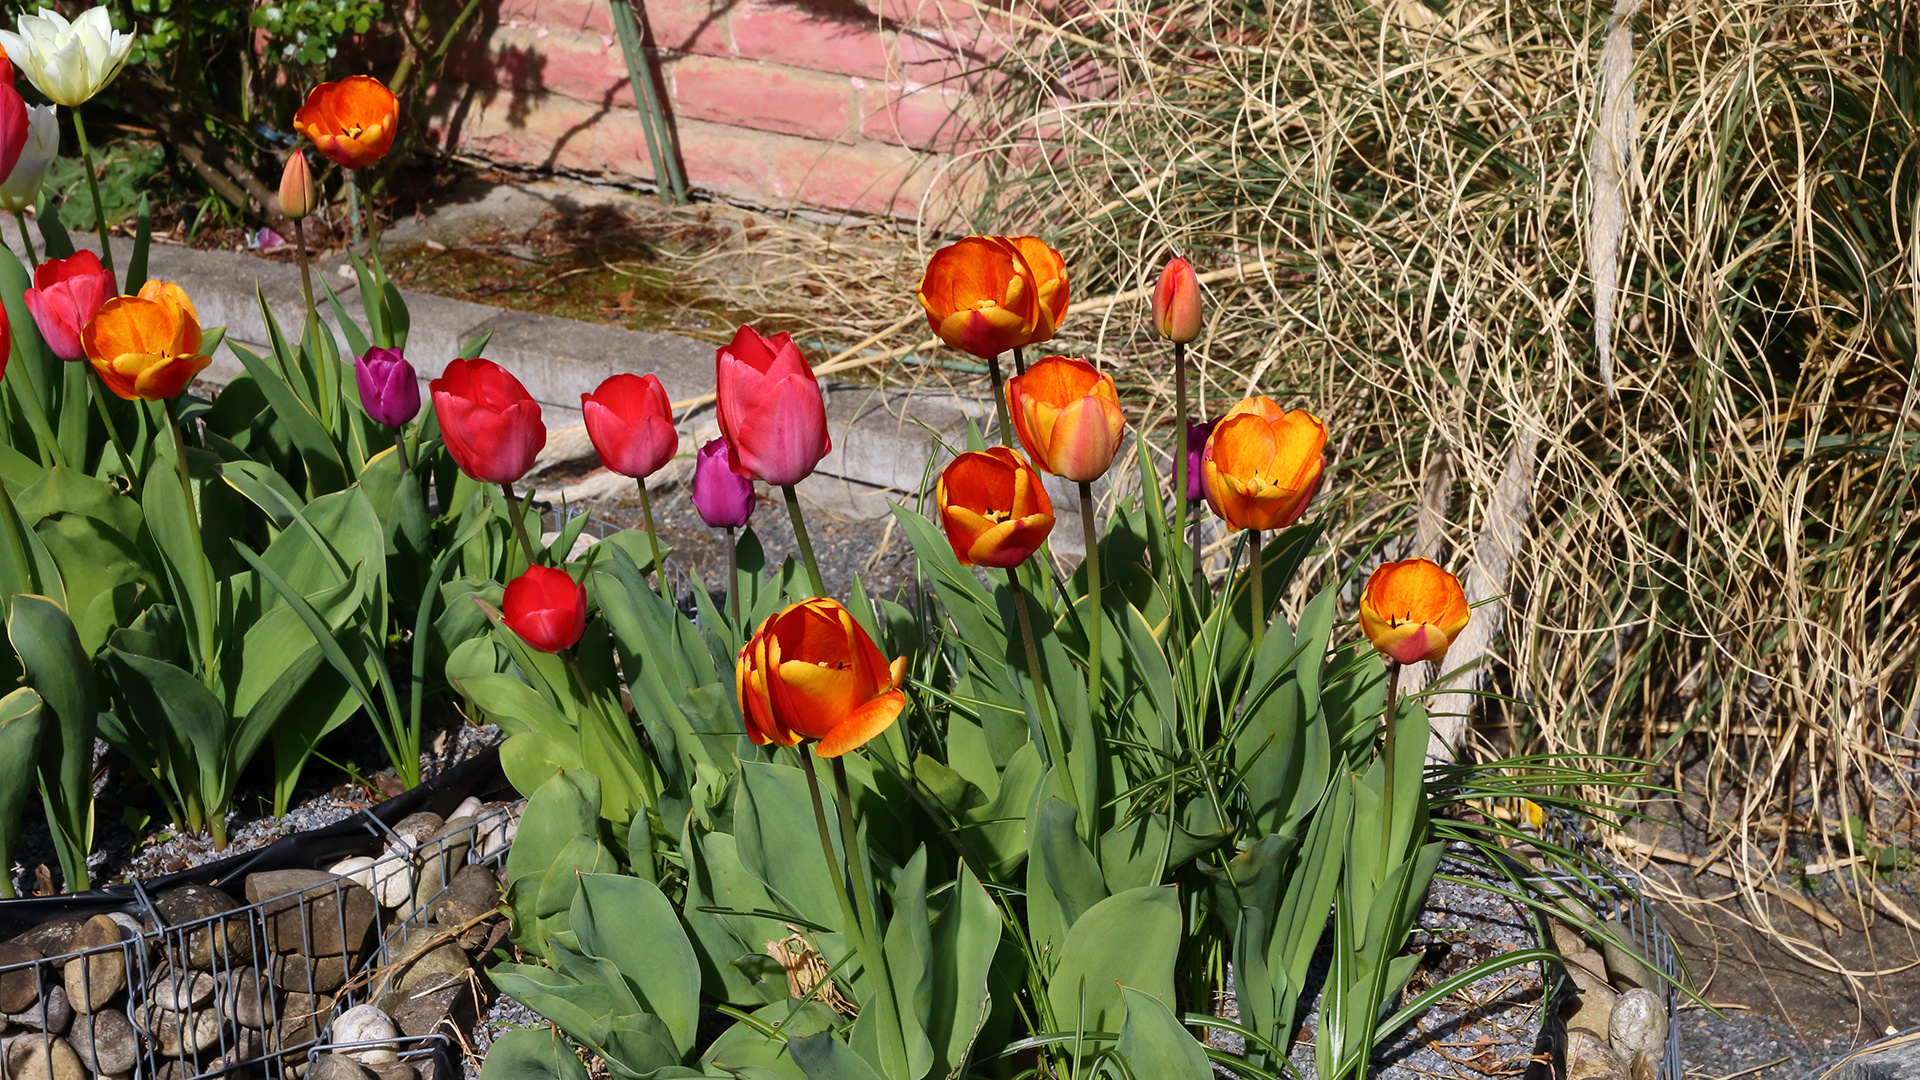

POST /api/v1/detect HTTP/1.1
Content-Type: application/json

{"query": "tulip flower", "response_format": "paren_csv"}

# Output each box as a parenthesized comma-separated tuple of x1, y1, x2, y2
(1358, 558, 1470, 666)
(80, 281, 211, 401)
(0, 82, 25, 190)
(1007, 236, 1069, 348)
(691, 437, 755, 530)
(0, 301, 10, 381)
(0, 8, 134, 108)
(0, 103, 55, 214)
(917, 236, 1041, 360)
(1152, 257, 1202, 344)
(293, 76, 399, 171)
(937, 447, 1054, 569)
(356, 347, 420, 429)
(736, 597, 907, 758)
(1007, 356, 1126, 484)
(582, 373, 677, 480)
(25, 250, 112, 362)
(0, 40, 13, 85)
(430, 357, 547, 484)
(1200, 397, 1326, 532)
(715, 325, 830, 487)
(279, 150, 316, 221)
(502, 565, 588, 654)
(1186, 419, 1215, 502)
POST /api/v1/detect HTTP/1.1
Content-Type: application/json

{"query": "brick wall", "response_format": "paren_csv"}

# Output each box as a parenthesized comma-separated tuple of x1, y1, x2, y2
(421, 0, 998, 220)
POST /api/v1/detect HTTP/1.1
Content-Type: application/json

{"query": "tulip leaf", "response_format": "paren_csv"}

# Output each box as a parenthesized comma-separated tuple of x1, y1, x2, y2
(735, 761, 849, 935)
(320, 276, 373, 361)
(0, 688, 46, 898)
(227, 334, 347, 494)
(1115, 986, 1212, 1080)
(571, 872, 702, 1056)
(790, 1033, 887, 1080)
(700, 1000, 841, 1078)
(882, 847, 935, 1080)
(35, 191, 74, 259)
(477, 1028, 589, 1080)
(9, 595, 98, 890)
(681, 823, 793, 1007)
(103, 647, 233, 828)
(926, 861, 999, 1079)
(1045, 886, 1181, 1038)
(1026, 796, 1106, 965)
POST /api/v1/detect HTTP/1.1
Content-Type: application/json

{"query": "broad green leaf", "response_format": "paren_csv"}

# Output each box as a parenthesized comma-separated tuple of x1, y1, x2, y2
(572, 873, 702, 1056)
(478, 1028, 589, 1080)
(682, 824, 792, 1007)
(226, 336, 347, 493)
(105, 649, 233, 826)
(1026, 796, 1105, 966)
(790, 1034, 885, 1080)
(734, 761, 848, 935)
(700, 1000, 839, 1078)
(9, 595, 97, 889)
(507, 769, 605, 893)
(926, 862, 998, 1078)
(0, 688, 46, 898)
(882, 848, 934, 1080)
(1115, 986, 1211, 1079)
(1045, 887, 1181, 1037)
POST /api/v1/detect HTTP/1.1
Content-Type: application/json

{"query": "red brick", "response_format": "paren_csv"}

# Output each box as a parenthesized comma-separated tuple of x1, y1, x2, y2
(773, 138, 929, 216)
(875, 0, 983, 29)
(728, 3, 893, 80)
(444, 27, 631, 106)
(671, 57, 855, 141)
(859, 83, 969, 150)
(672, 119, 789, 204)
(498, 0, 614, 34)
(893, 26, 995, 82)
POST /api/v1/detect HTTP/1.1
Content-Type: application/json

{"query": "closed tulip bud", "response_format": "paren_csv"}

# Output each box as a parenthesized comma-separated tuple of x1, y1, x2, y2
(279, 151, 316, 220)
(715, 325, 830, 487)
(0, 104, 57, 214)
(737, 598, 907, 758)
(1153, 257, 1202, 343)
(691, 437, 755, 529)
(918, 236, 1042, 360)
(430, 357, 547, 483)
(1007, 356, 1127, 483)
(1007, 236, 1069, 347)
(25, 250, 112, 362)
(1358, 558, 1470, 666)
(0, 8, 134, 108)
(80, 281, 211, 400)
(937, 446, 1054, 568)
(1186, 419, 1215, 502)
(293, 75, 399, 171)
(582, 372, 677, 480)
(502, 565, 587, 654)
(1200, 397, 1325, 531)
(355, 347, 421, 428)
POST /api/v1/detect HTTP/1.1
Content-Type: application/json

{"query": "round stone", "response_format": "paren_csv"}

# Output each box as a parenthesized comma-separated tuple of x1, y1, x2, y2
(147, 967, 216, 1012)
(0, 943, 46, 1013)
(332, 1004, 399, 1066)
(1608, 987, 1667, 1058)
(5, 1034, 84, 1080)
(70, 1008, 137, 1075)
(62, 916, 127, 1013)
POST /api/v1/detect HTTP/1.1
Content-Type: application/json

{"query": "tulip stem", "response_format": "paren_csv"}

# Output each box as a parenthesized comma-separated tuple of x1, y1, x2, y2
(1173, 340, 1190, 585)
(392, 426, 411, 472)
(1382, 660, 1401, 853)
(13, 211, 36, 269)
(499, 482, 541, 569)
(725, 525, 738, 627)
(1247, 527, 1264, 658)
(782, 483, 827, 598)
(1012, 344, 1027, 376)
(1012, 563, 1075, 805)
(167, 398, 215, 673)
(986, 352, 1014, 446)
(293, 217, 316, 328)
(798, 752, 866, 999)
(1077, 481, 1103, 715)
(70, 112, 116, 290)
(635, 476, 670, 604)
(346, 171, 363, 249)
(87, 372, 136, 489)
(832, 755, 910, 1078)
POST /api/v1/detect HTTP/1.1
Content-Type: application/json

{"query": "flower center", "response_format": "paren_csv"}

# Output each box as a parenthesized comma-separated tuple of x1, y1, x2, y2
(982, 507, 1012, 524)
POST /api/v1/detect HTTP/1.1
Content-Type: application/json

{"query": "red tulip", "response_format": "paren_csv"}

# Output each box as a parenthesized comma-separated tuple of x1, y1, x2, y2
(430, 357, 547, 484)
(1152, 257, 1202, 343)
(715, 325, 830, 487)
(582, 373, 678, 479)
(0, 82, 26, 189)
(502, 565, 587, 653)
(25, 250, 113, 362)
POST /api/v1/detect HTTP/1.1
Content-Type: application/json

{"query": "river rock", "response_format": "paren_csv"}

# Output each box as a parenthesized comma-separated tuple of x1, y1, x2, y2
(391, 813, 444, 849)
(0, 943, 45, 1014)
(475, 807, 518, 860)
(70, 1009, 137, 1075)
(140, 1002, 221, 1057)
(148, 967, 216, 1011)
(62, 916, 126, 1012)
(371, 1063, 418, 1080)
(331, 856, 380, 894)
(154, 886, 250, 970)
(1567, 1027, 1629, 1080)
(396, 942, 471, 996)
(333, 1004, 399, 1066)
(427, 864, 500, 927)
(371, 854, 414, 910)
(451, 798, 484, 821)
(12, 920, 83, 958)
(311, 1052, 374, 1080)
(391, 975, 475, 1039)
(246, 870, 377, 958)
(412, 820, 475, 910)
(216, 967, 271, 1031)
(1602, 916, 1657, 990)
(279, 992, 334, 1047)
(270, 952, 348, 994)
(205, 1024, 264, 1069)
(1609, 988, 1667, 1058)
(6, 1034, 84, 1080)
(7, 983, 72, 1034)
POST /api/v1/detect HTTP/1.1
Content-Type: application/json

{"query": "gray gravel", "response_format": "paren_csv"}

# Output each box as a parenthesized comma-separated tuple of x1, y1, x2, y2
(464, 995, 547, 1080)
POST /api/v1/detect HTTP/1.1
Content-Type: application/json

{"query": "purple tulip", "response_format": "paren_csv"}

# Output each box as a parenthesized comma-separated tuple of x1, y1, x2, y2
(1187, 419, 1216, 502)
(691, 436, 755, 528)
(356, 347, 422, 428)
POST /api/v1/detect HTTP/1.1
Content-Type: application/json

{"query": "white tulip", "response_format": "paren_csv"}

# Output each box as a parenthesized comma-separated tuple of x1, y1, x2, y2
(0, 7, 135, 108)
(0, 104, 57, 212)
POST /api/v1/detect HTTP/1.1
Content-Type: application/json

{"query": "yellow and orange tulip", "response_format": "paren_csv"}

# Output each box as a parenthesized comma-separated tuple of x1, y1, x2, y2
(937, 446, 1055, 568)
(917, 236, 1041, 360)
(1358, 558, 1470, 665)
(1006, 356, 1125, 483)
(80, 281, 211, 401)
(737, 598, 908, 758)
(293, 75, 399, 171)
(1007, 236, 1069, 347)
(1200, 396, 1325, 531)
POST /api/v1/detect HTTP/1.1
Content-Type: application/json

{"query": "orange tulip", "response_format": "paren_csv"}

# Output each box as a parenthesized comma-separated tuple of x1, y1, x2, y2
(737, 598, 909, 758)
(1358, 558, 1470, 665)
(937, 446, 1055, 568)
(1152, 256, 1201, 343)
(1007, 356, 1126, 483)
(1007, 236, 1069, 347)
(918, 236, 1040, 359)
(293, 75, 399, 171)
(1200, 396, 1325, 531)
(81, 281, 211, 401)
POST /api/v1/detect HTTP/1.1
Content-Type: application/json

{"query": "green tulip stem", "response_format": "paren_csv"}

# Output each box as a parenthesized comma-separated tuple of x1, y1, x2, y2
(782, 483, 826, 598)
(293, 217, 316, 328)
(87, 372, 136, 488)
(13, 211, 36, 269)
(832, 755, 910, 1079)
(392, 426, 411, 472)
(69, 112, 116, 289)
(167, 398, 215, 672)
(725, 526, 738, 627)
(345, 171, 363, 250)
(359, 171, 382, 266)
(1382, 659, 1401, 853)
(986, 352, 1014, 446)
(1012, 562, 1074, 808)
(1012, 344, 1027, 376)
(1078, 481, 1103, 715)
(798, 752, 866, 995)
(498, 482, 541, 569)
(1173, 340, 1190, 582)
(1247, 527, 1264, 658)
(635, 475, 670, 603)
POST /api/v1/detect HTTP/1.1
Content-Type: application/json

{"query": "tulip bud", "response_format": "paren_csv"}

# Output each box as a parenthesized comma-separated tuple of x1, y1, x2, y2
(1006, 356, 1127, 483)
(691, 437, 755, 529)
(356, 347, 421, 429)
(1357, 558, 1470, 666)
(502, 565, 587, 654)
(1153, 257, 1202, 344)
(279, 151, 316, 221)
(714, 325, 830, 487)
(1185, 419, 1215, 502)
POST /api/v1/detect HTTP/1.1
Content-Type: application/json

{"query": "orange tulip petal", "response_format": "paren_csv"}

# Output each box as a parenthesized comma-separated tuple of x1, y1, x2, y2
(815, 689, 906, 758)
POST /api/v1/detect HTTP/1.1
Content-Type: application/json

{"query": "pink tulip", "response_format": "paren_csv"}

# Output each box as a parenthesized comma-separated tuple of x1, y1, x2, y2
(25, 250, 114, 362)
(715, 325, 830, 487)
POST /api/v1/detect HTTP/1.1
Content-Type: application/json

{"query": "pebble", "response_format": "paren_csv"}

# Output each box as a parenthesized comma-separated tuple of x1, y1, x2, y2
(217, 967, 272, 1031)
(62, 916, 127, 1013)
(476, 807, 519, 860)
(7, 984, 73, 1034)
(153, 886, 250, 970)
(371, 852, 416, 910)
(451, 798, 484, 821)
(147, 967, 216, 1011)
(1609, 988, 1667, 1059)
(5, 1034, 84, 1080)
(333, 1003, 400, 1066)
(1567, 1026, 1629, 1080)
(69, 1009, 137, 1075)
(0, 943, 45, 1013)
(140, 1001, 221, 1057)
(311, 1052, 375, 1080)
(390, 813, 445, 849)
(246, 869, 378, 957)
